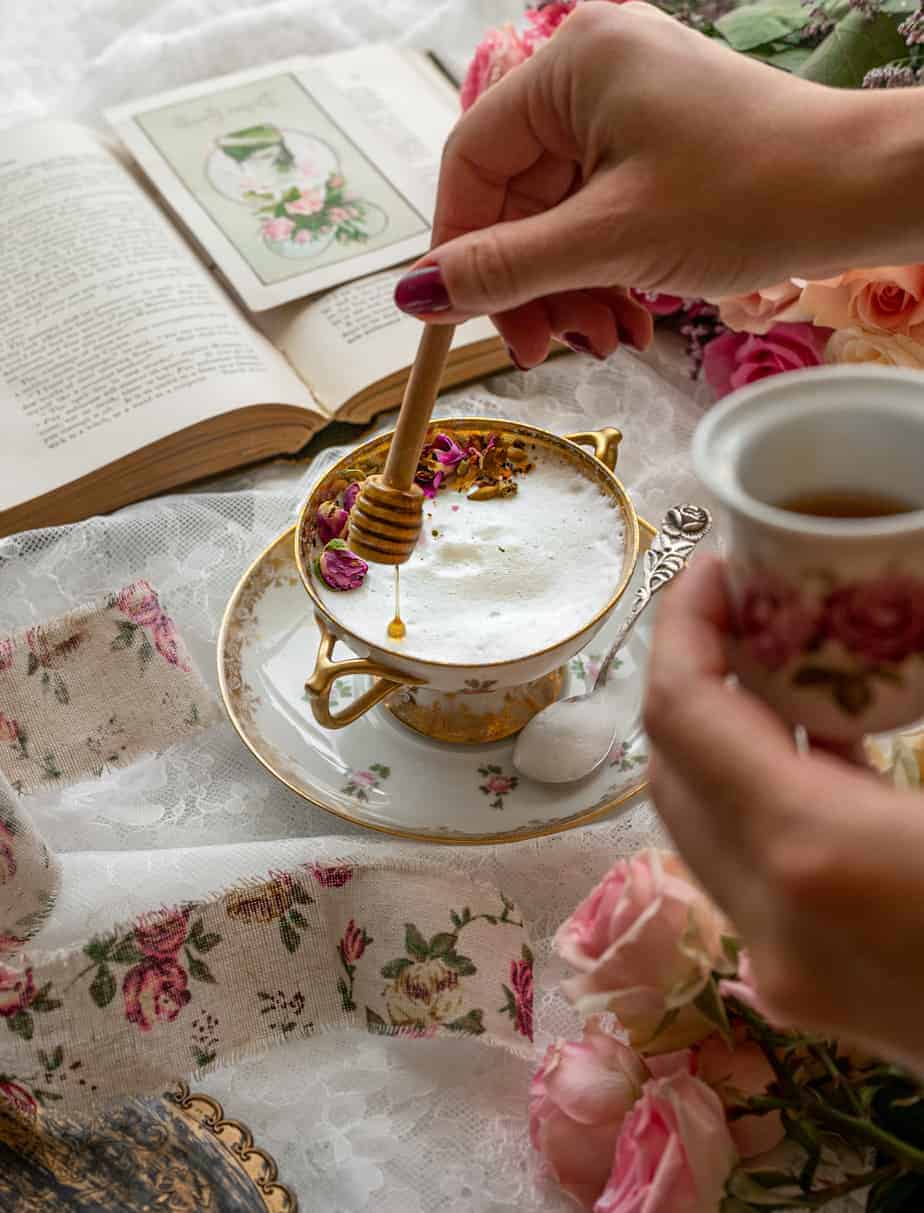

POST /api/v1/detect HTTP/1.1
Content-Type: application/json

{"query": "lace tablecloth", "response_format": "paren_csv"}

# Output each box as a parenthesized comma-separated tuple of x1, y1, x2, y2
(0, 4, 864, 1210)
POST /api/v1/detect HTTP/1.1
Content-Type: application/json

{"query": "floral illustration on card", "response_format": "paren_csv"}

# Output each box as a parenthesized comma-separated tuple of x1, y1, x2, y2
(77, 906, 220, 1033)
(737, 567, 924, 715)
(367, 894, 525, 1037)
(499, 944, 534, 1042)
(341, 763, 389, 802)
(211, 125, 387, 260)
(0, 963, 61, 1041)
(225, 871, 314, 954)
(477, 764, 518, 811)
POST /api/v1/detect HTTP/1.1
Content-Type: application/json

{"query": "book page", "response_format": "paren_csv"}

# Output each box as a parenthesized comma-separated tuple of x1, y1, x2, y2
(0, 121, 311, 513)
(260, 266, 497, 413)
(108, 47, 458, 312)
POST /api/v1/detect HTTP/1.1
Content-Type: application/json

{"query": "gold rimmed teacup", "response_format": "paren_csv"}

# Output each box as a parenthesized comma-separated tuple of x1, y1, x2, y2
(296, 421, 641, 743)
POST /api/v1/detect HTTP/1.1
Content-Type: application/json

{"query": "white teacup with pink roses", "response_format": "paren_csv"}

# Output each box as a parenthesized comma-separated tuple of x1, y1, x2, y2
(694, 365, 924, 744)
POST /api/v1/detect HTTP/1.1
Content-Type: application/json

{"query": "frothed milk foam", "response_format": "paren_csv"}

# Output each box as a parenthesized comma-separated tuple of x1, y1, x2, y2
(315, 451, 626, 664)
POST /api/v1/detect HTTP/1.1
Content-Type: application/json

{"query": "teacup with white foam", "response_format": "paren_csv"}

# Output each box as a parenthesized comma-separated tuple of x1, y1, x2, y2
(296, 420, 643, 744)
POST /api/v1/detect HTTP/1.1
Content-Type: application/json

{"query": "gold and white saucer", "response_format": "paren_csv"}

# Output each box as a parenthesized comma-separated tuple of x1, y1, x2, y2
(218, 529, 650, 845)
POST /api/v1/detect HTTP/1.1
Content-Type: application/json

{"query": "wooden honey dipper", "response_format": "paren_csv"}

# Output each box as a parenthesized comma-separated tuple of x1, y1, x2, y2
(348, 323, 456, 565)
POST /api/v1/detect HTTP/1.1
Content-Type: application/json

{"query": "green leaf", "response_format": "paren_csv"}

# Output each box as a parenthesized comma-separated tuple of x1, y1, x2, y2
(289, 909, 310, 930)
(442, 953, 477, 977)
(53, 675, 69, 705)
(798, 9, 908, 88)
(366, 1007, 388, 1032)
(27, 652, 39, 675)
(449, 911, 462, 929)
(109, 936, 142, 965)
(337, 976, 356, 1012)
(725, 1172, 808, 1207)
(31, 984, 62, 1014)
(715, 0, 809, 50)
(404, 923, 429, 961)
(39, 1045, 64, 1071)
(89, 964, 116, 1008)
(446, 1009, 485, 1035)
(749, 44, 814, 71)
(427, 932, 457, 958)
(291, 883, 314, 906)
(185, 950, 216, 984)
(721, 934, 742, 971)
(693, 977, 733, 1043)
(381, 957, 412, 980)
(882, 0, 919, 13)
(7, 1011, 33, 1040)
(522, 943, 534, 966)
(84, 937, 112, 964)
(188, 920, 221, 953)
(280, 920, 301, 954)
(138, 637, 154, 668)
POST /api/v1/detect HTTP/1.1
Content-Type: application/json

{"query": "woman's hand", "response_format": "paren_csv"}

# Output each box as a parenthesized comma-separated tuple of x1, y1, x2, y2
(644, 555, 924, 1073)
(397, 1, 919, 367)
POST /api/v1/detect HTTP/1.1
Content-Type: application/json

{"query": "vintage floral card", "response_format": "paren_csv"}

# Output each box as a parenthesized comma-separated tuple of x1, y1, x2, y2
(107, 47, 457, 310)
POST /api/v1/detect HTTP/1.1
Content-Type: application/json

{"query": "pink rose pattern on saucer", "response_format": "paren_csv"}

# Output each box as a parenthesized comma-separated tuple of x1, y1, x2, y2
(736, 568, 924, 715)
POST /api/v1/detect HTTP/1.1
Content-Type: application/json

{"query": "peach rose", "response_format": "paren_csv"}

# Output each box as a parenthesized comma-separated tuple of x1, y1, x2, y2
(530, 1020, 649, 1210)
(555, 850, 728, 1054)
(697, 1033, 784, 1158)
(597, 1071, 736, 1213)
(716, 281, 809, 335)
(801, 266, 924, 336)
(825, 327, 924, 369)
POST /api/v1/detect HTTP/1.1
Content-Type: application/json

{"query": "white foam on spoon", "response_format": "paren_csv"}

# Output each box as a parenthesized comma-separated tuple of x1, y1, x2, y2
(314, 451, 627, 664)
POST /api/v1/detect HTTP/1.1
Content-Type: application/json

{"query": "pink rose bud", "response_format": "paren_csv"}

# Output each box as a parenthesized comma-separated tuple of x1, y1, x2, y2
(317, 540, 368, 591)
(530, 1019, 650, 1210)
(555, 849, 728, 1054)
(342, 482, 361, 513)
(460, 24, 531, 110)
(596, 1071, 736, 1213)
(697, 1032, 785, 1159)
(431, 433, 466, 468)
(316, 500, 349, 543)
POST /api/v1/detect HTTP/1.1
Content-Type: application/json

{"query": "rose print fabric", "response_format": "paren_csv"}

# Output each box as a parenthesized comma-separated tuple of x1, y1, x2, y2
(0, 780, 60, 956)
(0, 580, 218, 795)
(0, 861, 533, 1115)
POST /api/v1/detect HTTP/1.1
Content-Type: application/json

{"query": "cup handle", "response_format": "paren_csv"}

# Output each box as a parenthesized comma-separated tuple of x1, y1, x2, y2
(565, 427, 623, 471)
(305, 614, 426, 729)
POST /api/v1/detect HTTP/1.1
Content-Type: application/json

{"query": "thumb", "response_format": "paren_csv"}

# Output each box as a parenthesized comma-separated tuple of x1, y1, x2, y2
(394, 182, 623, 321)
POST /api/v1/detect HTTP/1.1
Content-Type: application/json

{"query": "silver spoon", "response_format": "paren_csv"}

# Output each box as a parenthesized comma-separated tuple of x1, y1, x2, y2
(513, 505, 712, 783)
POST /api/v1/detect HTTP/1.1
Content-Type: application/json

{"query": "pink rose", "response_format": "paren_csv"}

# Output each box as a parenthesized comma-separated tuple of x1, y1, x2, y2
(0, 964, 35, 1016)
(309, 864, 353, 888)
(703, 322, 831, 399)
(293, 229, 316, 245)
(716, 281, 809, 335)
(134, 908, 189, 958)
(485, 775, 514, 795)
(0, 713, 18, 743)
(117, 581, 163, 627)
(0, 1080, 37, 1120)
(555, 850, 727, 1054)
(460, 24, 531, 110)
(0, 639, 12, 672)
(530, 1020, 650, 1210)
(596, 1071, 736, 1213)
(317, 541, 368, 591)
(329, 207, 350, 224)
(736, 570, 820, 671)
(123, 957, 191, 1031)
(351, 770, 377, 788)
(631, 290, 686, 317)
(697, 1033, 784, 1158)
(524, 0, 579, 44)
(152, 616, 190, 671)
(328, 173, 345, 190)
(262, 216, 295, 242)
(823, 576, 924, 663)
(800, 265, 924, 336)
(339, 919, 367, 964)
(342, 482, 362, 513)
(286, 190, 323, 216)
(510, 955, 534, 1041)
(316, 500, 349, 543)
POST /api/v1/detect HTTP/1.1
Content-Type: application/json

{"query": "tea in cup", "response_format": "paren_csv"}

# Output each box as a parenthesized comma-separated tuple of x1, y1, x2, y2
(693, 366, 924, 744)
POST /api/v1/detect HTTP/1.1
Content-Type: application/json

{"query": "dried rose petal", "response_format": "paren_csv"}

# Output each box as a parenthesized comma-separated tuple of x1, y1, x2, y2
(343, 482, 362, 512)
(317, 540, 368, 591)
(431, 434, 466, 468)
(317, 500, 349, 543)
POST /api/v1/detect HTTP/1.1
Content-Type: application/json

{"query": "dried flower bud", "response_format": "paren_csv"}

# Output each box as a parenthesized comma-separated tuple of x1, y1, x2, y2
(316, 500, 349, 543)
(343, 482, 362, 512)
(317, 540, 368, 591)
(431, 433, 467, 468)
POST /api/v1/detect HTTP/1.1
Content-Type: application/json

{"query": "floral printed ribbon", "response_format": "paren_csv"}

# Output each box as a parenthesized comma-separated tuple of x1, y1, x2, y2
(0, 580, 218, 797)
(0, 861, 534, 1117)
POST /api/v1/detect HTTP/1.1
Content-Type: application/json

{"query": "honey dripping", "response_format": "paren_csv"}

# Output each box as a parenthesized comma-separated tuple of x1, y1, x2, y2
(387, 565, 406, 640)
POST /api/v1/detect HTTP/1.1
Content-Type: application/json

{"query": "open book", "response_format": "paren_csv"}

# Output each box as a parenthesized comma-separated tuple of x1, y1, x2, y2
(0, 47, 513, 538)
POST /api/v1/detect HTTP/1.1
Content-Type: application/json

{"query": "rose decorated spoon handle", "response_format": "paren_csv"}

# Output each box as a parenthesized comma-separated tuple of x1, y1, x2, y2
(594, 505, 713, 691)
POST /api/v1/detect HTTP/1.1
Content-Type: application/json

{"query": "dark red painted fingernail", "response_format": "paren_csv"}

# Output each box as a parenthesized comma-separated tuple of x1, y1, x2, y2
(394, 266, 451, 315)
(563, 331, 606, 361)
(506, 344, 529, 372)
